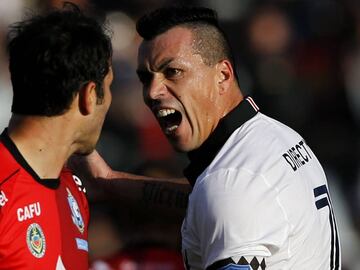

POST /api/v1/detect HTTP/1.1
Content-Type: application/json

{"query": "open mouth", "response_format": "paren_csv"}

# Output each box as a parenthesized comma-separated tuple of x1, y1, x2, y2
(156, 108, 182, 135)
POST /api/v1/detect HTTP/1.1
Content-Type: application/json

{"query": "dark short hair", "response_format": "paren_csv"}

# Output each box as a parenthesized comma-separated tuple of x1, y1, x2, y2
(136, 6, 237, 73)
(7, 3, 113, 116)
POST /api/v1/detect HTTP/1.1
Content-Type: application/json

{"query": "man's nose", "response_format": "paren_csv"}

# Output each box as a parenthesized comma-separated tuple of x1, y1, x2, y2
(146, 76, 167, 100)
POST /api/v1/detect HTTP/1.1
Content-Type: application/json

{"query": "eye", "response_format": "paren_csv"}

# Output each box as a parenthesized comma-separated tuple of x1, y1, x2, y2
(164, 67, 182, 79)
(137, 70, 153, 86)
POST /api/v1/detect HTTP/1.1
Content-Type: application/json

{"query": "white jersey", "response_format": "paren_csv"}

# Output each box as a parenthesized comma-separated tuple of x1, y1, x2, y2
(182, 97, 340, 270)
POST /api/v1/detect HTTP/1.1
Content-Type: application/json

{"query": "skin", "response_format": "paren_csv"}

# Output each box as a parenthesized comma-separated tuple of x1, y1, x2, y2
(7, 66, 113, 179)
(75, 67, 113, 155)
(69, 149, 191, 212)
(137, 26, 243, 152)
(70, 26, 244, 211)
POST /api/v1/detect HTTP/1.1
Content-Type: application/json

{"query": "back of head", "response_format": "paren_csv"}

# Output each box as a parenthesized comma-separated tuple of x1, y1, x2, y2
(136, 6, 238, 73)
(7, 2, 113, 116)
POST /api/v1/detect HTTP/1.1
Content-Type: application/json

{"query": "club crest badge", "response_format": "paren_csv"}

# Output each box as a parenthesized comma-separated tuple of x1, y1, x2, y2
(26, 223, 46, 258)
(66, 188, 85, 234)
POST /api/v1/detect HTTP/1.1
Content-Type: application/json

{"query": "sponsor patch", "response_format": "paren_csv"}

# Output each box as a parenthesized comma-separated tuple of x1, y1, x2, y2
(66, 188, 85, 234)
(26, 223, 46, 258)
(75, 238, 88, 251)
(17, 202, 41, 221)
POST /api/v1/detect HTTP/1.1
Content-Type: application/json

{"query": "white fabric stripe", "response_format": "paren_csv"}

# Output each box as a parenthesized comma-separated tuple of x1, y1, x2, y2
(246, 97, 259, 112)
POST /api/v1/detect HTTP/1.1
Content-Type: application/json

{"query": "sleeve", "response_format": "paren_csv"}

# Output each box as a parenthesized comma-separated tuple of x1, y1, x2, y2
(62, 168, 90, 230)
(70, 172, 90, 229)
(193, 168, 290, 269)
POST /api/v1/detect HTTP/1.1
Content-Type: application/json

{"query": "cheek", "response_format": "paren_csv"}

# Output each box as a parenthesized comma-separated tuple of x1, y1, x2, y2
(199, 96, 216, 114)
(194, 83, 218, 106)
(174, 69, 217, 108)
(105, 87, 112, 107)
(187, 70, 216, 96)
(182, 94, 213, 123)
(108, 90, 112, 105)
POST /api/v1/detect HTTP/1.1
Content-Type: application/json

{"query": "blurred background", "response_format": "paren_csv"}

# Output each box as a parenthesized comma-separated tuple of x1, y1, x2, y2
(0, 0, 359, 269)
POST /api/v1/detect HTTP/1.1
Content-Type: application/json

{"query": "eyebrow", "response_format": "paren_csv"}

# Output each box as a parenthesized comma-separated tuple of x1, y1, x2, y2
(155, 58, 173, 72)
(136, 58, 174, 74)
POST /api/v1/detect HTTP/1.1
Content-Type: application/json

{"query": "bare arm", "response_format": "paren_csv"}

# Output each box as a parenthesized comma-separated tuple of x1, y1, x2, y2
(68, 151, 191, 211)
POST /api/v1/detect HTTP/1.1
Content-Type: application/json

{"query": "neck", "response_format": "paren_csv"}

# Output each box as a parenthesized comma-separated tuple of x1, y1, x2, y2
(222, 86, 244, 118)
(7, 114, 78, 179)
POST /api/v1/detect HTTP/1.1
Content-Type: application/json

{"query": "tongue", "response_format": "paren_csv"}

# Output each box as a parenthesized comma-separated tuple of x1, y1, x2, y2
(160, 111, 182, 131)
(164, 125, 178, 134)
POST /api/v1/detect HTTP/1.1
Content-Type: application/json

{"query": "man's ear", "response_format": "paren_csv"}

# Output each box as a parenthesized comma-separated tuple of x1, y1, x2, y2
(216, 59, 234, 94)
(78, 81, 97, 115)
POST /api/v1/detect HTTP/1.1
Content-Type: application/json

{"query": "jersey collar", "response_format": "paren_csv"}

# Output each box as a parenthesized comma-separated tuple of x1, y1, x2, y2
(183, 96, 260, 186)
(0, 129, 60, 189)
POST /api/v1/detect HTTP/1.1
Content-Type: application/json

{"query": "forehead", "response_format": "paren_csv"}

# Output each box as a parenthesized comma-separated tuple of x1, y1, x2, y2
(137, 26, 195, 67)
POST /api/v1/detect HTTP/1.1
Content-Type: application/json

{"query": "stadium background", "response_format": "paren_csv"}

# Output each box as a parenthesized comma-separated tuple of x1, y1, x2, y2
(0, 0, 359, 269)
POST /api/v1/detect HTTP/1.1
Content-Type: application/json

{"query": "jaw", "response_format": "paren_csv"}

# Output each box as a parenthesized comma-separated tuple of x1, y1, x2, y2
(164, 118, 199, 152)
(156, 108, 183, 135)
(154, 108, 195, 152)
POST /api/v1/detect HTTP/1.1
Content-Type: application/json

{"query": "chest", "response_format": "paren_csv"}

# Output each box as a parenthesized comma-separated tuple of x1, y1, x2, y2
(0, 174, 89, 269)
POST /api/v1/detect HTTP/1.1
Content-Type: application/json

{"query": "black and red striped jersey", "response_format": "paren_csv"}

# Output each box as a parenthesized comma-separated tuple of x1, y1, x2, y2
(0, 129, 89, 269)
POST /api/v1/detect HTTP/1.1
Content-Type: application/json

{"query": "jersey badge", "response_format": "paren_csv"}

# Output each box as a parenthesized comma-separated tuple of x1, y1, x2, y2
(26, 223, 46, 258)
(66, 188, 85, 234)
(75, 238, 89, 252)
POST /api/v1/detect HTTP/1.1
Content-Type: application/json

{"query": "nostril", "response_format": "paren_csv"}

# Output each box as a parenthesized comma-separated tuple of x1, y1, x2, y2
(147, 99, 160, 109)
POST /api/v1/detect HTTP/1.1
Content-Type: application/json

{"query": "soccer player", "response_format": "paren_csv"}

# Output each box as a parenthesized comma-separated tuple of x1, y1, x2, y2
(0, 4, 113, 269)
(74, 6, 341, 270)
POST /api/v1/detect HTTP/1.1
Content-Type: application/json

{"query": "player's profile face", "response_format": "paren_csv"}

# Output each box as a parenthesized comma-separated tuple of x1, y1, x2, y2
(137, 27, 221, 152)
(79, 66, 113, 155)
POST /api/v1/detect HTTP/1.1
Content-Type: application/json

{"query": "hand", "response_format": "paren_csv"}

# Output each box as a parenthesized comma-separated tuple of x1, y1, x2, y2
(68, 150, 112, 180)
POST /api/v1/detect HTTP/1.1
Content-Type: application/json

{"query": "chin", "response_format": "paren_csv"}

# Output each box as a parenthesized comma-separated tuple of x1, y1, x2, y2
(75, 144, 96, 156)
(171, 142, 195, 153)
(173, 146, 187, 153)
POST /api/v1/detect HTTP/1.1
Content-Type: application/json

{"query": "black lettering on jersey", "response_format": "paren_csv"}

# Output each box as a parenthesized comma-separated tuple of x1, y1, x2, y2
(282, 139, 312, 172)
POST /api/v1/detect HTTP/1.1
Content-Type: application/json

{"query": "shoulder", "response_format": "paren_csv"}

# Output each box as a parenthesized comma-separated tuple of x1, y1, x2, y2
(236, 113, 301, 152)
(192, 168, 287, 227)
(188, 169, 289, 268)
(60, 167, 87, 194)
(195, 167, 277, 199)
(0, 143, 24, 210)
(60, 168, 89, 214)
(0, 142, 21, 187)
(210, 113, 303, 174)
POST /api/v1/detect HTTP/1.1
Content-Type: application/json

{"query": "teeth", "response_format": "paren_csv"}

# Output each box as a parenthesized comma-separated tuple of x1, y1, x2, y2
(165, 125, 178, 134)
(157, 109, 175, 118)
